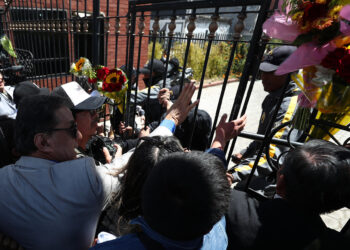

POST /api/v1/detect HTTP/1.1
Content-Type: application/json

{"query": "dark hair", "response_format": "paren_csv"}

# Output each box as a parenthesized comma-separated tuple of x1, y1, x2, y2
(142, 151, 230, 240)
(281, 139, 350, 214)
(175, 109, 212, 151)
(116, 136, 183, 225)
(15, 95, 66, 155)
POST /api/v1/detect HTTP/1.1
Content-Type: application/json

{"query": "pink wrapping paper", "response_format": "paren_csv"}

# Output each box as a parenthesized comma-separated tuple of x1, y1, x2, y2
(340, 5, 350, 35)
(275, 42, 336, 75)
(263, 13, 300, 42)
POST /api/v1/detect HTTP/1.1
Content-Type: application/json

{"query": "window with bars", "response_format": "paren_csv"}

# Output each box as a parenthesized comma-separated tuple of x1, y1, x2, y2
(10, 8, 69, 77)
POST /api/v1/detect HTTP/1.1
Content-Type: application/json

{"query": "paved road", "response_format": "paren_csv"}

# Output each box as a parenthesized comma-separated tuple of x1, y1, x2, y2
(194, 80, 267, 154)
(194, 80, 350, 232)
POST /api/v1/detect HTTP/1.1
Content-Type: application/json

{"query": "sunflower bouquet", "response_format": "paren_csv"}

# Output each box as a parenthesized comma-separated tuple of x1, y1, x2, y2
(70, 58, 129, 113)
(263, 0, 350, 139)
(98, 68, 128, 104)
(85, 66, 128, 113)
(70, 57, 95, 79)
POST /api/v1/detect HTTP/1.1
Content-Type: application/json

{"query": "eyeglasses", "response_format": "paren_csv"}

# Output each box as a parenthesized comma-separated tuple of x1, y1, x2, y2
(47, 123, 78, 138)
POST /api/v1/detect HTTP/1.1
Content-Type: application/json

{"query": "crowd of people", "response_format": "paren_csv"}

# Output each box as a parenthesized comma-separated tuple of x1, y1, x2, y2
(0, 46, 349, 250)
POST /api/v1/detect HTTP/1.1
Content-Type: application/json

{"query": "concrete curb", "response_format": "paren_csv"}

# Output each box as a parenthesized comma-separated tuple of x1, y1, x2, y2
(194, 78, 239, 89)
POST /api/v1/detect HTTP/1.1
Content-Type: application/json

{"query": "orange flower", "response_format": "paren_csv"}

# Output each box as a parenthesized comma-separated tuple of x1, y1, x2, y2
(312, 17, 333, 30)
(75, 58, 85, 71)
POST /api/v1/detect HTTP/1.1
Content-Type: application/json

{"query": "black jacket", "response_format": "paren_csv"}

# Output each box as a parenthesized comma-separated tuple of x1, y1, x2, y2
(226, 189, 349, 250)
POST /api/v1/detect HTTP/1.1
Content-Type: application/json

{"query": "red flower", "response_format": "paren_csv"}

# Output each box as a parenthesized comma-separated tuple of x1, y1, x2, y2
(88, 77, 97, 84)
(321, 48, 347, 70)
(97, 67, 110, 81)
(102, 68, 127, 92)
(302, 1, 329, 25)
(337, 53, 350, 83)
(102, 82, 112, 92)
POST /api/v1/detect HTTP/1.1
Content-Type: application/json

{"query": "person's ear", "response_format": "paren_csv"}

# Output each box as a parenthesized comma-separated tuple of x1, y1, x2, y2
(33, 133, 53, 153)
(276, 173, 287, 198)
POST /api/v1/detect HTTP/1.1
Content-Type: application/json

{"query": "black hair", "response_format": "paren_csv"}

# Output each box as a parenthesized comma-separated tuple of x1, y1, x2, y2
(281, 139, 350, 214)
(175, 109, 212, 151)
(115, 136, 184, 227)
(15, 95, 66, 155)
(142, 151, 230, 240)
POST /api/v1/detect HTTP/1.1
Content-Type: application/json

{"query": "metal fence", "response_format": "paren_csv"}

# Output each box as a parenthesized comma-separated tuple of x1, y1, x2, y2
(0, 0, 133, 89)
(0, 0, 313, 195)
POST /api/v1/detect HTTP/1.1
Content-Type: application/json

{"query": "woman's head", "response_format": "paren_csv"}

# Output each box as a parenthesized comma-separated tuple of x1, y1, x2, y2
(117, 136, 183, 222)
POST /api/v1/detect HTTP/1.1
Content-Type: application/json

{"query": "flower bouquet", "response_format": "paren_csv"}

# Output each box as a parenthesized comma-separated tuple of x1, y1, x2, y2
(88, 66, 128, 113)
(70, 58, 129, 113)
(263, 0, 350, 140)
(70, 57, 95, 79)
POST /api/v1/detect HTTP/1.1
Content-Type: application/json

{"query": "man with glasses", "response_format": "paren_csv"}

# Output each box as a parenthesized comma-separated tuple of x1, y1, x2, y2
(52, 81, 108, 159)
(0, 82, 200, 249)
(0, 72, 16, 119)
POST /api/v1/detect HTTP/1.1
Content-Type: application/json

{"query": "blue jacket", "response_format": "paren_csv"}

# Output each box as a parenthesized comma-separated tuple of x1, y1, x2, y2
(91, 216, 227, 250)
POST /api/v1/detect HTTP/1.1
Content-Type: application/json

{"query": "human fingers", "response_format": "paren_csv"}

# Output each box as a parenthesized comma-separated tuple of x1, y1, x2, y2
(102, 147, 112, 163)
(218, 113, 228, 127)
(158, 88, 168, 95)
(231, 114, 247, 128)
(178, 82, 194, 103)
(183, 82, 196, 102)
(187, 99, 199, 112)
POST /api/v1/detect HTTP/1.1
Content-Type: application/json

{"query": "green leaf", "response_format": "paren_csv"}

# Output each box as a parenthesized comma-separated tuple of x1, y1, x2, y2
(1, 35, 16, 58)
(292, 32, 315, 46)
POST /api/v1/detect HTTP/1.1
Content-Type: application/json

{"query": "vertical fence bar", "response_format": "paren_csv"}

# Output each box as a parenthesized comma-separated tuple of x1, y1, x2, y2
(122, 12, 131, 122)
(104, 0, 110, 66)
(92, 0, 101, 66)
(50, 0, 59, 87)
(114, 0, 120, 67)
(179, 9, 196, 92)
(162, 11, 176, 88)
(145, 12, 159, 126)
(75, 0, 80, 61)
(84, 0, 88, 58)
(132, 12, 145, 130)
(226, 35, 269, 160)
(28, 0, 38, 83)
(34, 0, 44, 86)
(188, 8, 219, 150)
(208, 11, 247, 147)
(44, 0, 54, 89)
(69, 0, 74, 67)
(125, 13, 131, 69)
(62, 0, 68, 83)
(225, 0, 271, 155)
(55, 0, 63, 85)
(125, 9, 136, 127)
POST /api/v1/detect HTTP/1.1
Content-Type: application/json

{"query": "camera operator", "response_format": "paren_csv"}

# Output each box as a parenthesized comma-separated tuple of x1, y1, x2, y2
(0, 73, 16, 119)
(52, 81, 120, 165)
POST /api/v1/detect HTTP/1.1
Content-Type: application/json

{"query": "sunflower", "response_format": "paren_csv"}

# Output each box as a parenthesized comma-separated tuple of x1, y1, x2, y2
(75, 57, 85, 71)
(105, 69, 120, 85)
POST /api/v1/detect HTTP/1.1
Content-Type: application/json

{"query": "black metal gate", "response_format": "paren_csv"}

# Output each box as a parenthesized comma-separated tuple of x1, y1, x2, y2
(1, 0, 309, 195)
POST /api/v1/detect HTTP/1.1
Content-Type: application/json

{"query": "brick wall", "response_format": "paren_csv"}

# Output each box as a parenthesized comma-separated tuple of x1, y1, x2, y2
(0, 0, 150, 88)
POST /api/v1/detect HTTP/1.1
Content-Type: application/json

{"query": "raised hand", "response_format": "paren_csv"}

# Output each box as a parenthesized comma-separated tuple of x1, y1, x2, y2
(211, 114, 247, 150)
(164, 82, 199, 126)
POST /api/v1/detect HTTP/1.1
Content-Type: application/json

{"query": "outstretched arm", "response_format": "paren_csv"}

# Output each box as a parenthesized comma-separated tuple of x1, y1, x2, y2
(211, 113, 247, 150)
